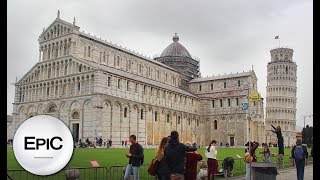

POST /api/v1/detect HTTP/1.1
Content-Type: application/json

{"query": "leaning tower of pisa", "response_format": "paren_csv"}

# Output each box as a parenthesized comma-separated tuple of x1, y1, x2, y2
(265, 47, 297, 147)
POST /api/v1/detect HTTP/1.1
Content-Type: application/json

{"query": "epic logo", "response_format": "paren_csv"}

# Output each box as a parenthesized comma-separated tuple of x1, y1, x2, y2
(13, 115, 74, 176)
(24, 136, 63, 150)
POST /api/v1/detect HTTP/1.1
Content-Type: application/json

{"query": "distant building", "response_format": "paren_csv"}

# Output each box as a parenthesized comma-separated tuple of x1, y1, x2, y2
(7, 115, 14, 139)
(11, 12, 265, 146)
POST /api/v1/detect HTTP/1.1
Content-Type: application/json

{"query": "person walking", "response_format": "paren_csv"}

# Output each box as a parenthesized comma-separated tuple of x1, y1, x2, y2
(155, 137, 170, 180)
(165, 131, 197, 180)
(291, 139, 308, 180)
(124, 135, 144, 180)
(205, 140, 218, 180)
(185, 142, 203, 180)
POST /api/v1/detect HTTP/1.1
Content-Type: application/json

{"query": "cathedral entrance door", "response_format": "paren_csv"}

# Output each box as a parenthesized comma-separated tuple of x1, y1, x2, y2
(72, 123, 79, 143)
(230, 137, 234, 146)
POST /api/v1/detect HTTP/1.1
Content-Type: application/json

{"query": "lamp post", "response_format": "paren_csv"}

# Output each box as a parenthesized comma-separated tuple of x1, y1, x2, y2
(303, 115, 313, 128)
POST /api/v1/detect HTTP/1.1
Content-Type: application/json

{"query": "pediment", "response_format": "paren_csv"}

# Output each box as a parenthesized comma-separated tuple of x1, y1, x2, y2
(38, 17, 80, 42)
(16, 57, 97, 85)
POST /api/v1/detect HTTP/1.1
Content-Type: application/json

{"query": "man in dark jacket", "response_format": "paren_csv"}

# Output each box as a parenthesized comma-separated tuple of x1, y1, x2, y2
(124, 135, 144, 180)
(164, 131, 197, 180)
(291, 139, 308, 180)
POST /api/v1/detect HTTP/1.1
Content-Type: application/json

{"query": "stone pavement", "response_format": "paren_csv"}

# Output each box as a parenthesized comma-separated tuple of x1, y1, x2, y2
(225, 164, 313, 180)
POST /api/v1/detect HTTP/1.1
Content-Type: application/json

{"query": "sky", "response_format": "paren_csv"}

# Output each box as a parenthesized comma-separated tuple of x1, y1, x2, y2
(7, 0, 313, 129)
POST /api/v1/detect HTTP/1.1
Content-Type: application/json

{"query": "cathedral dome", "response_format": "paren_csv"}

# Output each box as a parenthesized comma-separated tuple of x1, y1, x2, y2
(160, 33, 192, 58)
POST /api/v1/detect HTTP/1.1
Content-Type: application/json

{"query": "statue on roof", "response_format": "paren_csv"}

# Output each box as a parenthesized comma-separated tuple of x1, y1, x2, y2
(57, 10, 60, 19)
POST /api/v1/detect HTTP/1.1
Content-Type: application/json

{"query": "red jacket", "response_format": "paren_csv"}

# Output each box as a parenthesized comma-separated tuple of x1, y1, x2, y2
(185, 152, 203, 180)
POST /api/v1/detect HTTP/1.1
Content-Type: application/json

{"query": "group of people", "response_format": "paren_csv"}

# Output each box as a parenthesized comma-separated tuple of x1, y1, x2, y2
(123, 131, 220, 180)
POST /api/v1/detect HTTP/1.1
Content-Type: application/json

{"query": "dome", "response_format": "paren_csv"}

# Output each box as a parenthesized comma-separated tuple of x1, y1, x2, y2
(160, 33, 192, 58)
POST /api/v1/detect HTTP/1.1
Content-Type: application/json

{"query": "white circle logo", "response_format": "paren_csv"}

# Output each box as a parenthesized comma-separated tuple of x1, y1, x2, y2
(13, 115, 74, 176)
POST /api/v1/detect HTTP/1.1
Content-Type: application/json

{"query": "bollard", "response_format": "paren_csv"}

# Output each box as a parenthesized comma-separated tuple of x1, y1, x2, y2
(65, 169, 80, 180)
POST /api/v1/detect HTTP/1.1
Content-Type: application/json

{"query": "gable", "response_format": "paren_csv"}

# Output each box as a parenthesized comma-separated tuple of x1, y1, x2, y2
(16, 58, 97, 85)
(38, 17, 80, 42)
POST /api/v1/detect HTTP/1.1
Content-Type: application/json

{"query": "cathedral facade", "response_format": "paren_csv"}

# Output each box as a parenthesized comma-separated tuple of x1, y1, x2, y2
(11, 12, 265, 146)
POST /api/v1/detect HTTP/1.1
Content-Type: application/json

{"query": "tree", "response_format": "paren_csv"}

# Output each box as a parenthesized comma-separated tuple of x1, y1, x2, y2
(302, 125, 313, 147)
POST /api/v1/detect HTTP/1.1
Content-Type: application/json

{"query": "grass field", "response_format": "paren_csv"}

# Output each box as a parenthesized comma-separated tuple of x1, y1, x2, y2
(7, 146, 311, 179)
(8, 146, 309, 169)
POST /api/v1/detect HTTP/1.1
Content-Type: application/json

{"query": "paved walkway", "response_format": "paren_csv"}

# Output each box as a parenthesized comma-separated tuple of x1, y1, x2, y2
(226, 164, 313, 180)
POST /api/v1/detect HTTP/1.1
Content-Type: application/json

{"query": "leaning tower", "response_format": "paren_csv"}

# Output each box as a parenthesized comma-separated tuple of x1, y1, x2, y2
(265, 47, 297, 147)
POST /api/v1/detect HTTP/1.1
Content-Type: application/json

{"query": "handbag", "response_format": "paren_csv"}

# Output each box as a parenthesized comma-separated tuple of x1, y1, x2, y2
(147, 158, 160, 176)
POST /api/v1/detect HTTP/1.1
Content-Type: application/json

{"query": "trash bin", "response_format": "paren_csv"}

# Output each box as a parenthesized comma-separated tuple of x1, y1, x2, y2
(65, 169, 80, 180)
(251, 162, 277, 180)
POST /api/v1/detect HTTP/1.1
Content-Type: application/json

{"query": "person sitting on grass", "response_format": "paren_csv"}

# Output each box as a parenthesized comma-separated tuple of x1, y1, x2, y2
(259, 146, 274, 163)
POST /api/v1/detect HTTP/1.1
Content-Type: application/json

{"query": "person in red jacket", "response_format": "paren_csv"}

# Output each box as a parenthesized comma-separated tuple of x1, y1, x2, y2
(185, 142, 203, 180)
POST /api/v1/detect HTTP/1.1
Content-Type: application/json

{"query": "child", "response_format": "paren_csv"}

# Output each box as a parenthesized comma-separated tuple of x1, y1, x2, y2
(197, 161, 208, 180)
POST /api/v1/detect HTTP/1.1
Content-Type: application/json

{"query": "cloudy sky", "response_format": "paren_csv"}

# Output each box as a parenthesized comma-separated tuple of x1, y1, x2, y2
(7, 0, 313, 129)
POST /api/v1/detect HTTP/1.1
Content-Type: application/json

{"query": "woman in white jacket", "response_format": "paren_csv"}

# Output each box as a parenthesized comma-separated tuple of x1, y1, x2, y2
(205, 140, 218, 180)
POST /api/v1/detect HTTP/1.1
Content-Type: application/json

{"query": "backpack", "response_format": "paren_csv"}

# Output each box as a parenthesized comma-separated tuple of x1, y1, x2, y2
(294, 145, 305, 161)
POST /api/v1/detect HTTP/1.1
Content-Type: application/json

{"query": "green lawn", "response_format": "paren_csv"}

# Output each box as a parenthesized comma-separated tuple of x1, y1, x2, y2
(7, 146, 311, 179)
(8, 146, 308, 169)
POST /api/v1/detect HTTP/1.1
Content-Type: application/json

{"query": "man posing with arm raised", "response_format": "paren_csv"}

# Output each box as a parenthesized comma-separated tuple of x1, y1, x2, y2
(165, 131, 197, 180)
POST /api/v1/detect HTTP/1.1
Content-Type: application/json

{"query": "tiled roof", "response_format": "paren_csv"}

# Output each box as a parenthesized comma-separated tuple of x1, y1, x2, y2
(82, 60, 198, 98)
(197, 90, 249, 99)
(189, 71, 253, 83)
(79, 32, 177, 72)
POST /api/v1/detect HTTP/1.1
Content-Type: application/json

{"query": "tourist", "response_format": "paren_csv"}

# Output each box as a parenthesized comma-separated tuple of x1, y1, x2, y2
(205, 140, 218, 180)
(165, 131, 197, 180)
(155, 137, 170, 180)
(244, 141, 259, 180)
(122, 140, 124, 146)
(110, 139, 112, 147)
(125, 139, 128, 147)
(185, 142, 203, 180)
(259, 146, 274, 163)
(124, 135, 144, 180)
(291, 139, 308, 180)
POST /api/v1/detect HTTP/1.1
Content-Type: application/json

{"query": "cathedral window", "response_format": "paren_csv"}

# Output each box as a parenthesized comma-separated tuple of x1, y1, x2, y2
(286, 66, 288, 74)
(228, 99, 231, 106)
(236, 98, 239, 106)
(103, 52, 106, 61)
(56, 67, 59, 77)
(224, 82, 227, 88)
(188, 119, 191, 125)
(77, 82, 80, 91)
(155, 112, 158, 121)
(88, 46, 91, 57)
(48, 105, 56, 113)
(139, 64, 142, 73)
(165, 74, 168, 82)
(197, 119, 199, 126)
(199, 85, 202, 91)
(127, 81, 130, 91)
(212, 100, 215, 108)
(220, 99, 223, 107)
(64, 65, 68, 75)
(238, 80, 241, 87)
(148, 67, 151, 76)
(253, 101, 256, 106)
(157, 70, 160, 79)
(117, 56, 120, 66)
(64, 43, 67, 56)
(47, 87, 50, 97)
(167, 114, 170, 123)
(118, 79, 121, 89)
(211, 83, 213, 90)
(84, 47, 86, 57)
(79, 65, 82, 72)
(140, 109, 144, 119)
(72, 111, 79, 119)
(135, 83, 138, 92)
(178, 116, 180, 124)
(214, 120, 217, 129)
(143, 85, 146, 94)
(48, 68, 51, 78)
(124, 107, 128, 117)
(108, 77, 111, 87)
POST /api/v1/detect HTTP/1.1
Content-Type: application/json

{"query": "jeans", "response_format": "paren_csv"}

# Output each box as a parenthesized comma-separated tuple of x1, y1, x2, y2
(156, 174, 170, 180)
(245, 163, 251, 180)
(124, 164, 140, 180)
(295, 160, 305, 180)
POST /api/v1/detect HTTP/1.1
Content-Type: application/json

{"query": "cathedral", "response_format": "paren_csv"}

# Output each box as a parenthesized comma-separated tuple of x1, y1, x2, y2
(11, 12, 265, 146)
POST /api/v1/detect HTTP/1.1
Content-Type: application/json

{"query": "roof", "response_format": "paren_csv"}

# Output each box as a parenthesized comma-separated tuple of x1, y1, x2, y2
(81, 59, 198, 98)
(189, 71, 255, 83)
(160, 33, 191, 58)
(79, 32, 177, 72)
(197, 90, 249, 99)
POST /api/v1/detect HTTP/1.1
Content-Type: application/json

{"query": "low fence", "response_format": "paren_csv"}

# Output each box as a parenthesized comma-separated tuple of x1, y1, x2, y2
(7, 155, 310, 180)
